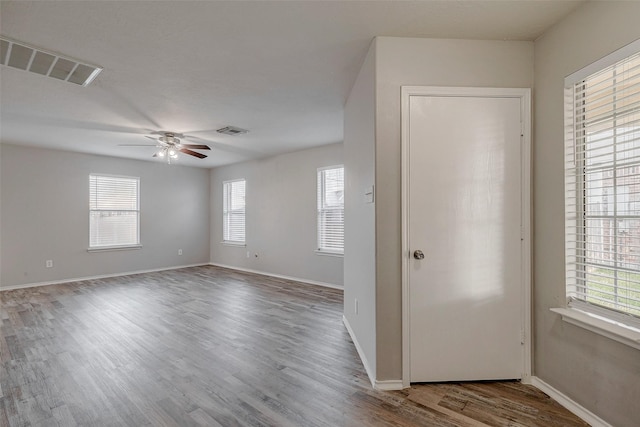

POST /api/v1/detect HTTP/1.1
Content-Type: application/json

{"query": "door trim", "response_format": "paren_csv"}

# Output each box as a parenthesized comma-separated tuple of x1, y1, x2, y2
(400, 86, 532, 387)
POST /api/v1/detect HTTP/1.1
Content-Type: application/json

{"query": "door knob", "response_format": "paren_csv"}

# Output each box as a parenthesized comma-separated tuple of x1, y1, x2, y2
(413, 250, 425, 260)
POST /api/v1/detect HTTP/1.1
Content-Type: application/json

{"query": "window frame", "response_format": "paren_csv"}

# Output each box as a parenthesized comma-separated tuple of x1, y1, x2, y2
(316, 165, 345, 256)
(562, 39, 640, 347)
(222, 178, 246, 246)
(88, 173, 141, 252)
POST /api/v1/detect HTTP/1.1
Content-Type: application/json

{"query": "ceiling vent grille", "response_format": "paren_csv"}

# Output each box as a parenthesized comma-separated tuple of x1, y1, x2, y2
(217, 126, 249, 136)
(0, 36, 102, 86)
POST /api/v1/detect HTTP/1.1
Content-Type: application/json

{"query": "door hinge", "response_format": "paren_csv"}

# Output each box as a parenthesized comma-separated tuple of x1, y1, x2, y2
(520, 329, 525, 345)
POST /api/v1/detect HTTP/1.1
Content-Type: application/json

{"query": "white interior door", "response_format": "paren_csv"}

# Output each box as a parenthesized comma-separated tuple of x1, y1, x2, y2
(407, 91, 525, 382)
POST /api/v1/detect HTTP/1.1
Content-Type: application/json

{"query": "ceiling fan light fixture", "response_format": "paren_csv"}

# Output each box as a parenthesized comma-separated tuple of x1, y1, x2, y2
(155, 146, 179, 163)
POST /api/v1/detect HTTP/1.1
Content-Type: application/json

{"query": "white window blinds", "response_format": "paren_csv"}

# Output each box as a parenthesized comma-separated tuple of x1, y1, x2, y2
(89, 174, 140, 249)
(317, 166, 344, 254)
(565, 49, 640, 319)
(223, 179, 246, 243)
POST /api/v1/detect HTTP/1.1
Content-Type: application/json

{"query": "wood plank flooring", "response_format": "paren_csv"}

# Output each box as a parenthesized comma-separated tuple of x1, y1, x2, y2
(1, 265, 589, 427)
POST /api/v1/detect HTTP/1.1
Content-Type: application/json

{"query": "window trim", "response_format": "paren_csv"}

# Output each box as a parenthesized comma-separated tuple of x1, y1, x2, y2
(222, 178, 246, 245)
(221, 241, 246, 248)
(88, 173, 141, 251)
(560, 38, 640, 347)
(565, 39, 640, 87)
(87, 244, 142, 253)
(316, 165, 345, 256)
(314, 249, 344, 257)
(550, 307, 640, 351)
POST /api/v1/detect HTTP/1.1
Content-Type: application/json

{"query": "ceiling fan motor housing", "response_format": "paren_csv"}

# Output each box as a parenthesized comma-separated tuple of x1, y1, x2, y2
(159, 132, 181, 145)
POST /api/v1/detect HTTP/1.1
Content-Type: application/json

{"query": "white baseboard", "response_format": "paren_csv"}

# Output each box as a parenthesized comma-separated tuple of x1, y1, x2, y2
(531, 376, 611, 427)
(374, 380, 404, 391)
(341, 316, 403, 391)
(208, 262, 343, 290)
(0, 263, 209, 291)
(342, 315, 376, 388)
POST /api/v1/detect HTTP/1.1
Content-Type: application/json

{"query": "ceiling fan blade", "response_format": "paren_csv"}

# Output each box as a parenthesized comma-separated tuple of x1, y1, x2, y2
(179, 148, 207, 159)
(119, 144, 157, 146)
(186, 135, 259, 156)
(180, 143, 210, 150)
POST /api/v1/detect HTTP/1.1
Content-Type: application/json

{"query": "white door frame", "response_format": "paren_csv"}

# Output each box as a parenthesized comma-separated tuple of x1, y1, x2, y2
(400, 86, 532, 388)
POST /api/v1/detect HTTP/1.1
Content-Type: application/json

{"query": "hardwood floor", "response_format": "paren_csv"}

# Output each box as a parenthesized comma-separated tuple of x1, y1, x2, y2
(1, 265, 588, 427)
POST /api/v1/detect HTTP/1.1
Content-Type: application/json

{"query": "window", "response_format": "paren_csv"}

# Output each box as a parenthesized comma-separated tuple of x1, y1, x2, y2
(89, 174, 140, 249)
(223, 179, 246, 244)
(565, 46, 640, 324)
(317, 166, 344, 255)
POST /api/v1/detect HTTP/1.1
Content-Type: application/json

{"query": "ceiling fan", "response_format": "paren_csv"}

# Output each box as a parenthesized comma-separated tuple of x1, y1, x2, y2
(119, 131, 211, 163)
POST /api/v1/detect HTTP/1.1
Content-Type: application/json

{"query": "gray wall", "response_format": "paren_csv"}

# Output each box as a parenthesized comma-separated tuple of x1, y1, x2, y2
(372, 37, 534, 380)
(0, 144, 210, 288)
(534, 2, 640, 426)
(209, 143, 344, 287)
(343, 40, 377, 377)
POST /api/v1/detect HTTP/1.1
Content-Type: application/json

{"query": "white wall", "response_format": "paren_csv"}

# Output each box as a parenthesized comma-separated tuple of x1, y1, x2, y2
(372, 37, 534, 380)
(209, 143, 343, 287)
(534, 2, 640, 426)
(0, 144, 210, 288)
(343, 40, 377, 380)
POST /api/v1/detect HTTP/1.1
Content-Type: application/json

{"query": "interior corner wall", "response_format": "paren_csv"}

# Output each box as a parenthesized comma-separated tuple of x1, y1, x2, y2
(534, 2, 640, 426)
(209, 143, 344, 287)
(343, 40, 377, 379)
(374, 37, 534, 381)
(0, 144, 210, 289)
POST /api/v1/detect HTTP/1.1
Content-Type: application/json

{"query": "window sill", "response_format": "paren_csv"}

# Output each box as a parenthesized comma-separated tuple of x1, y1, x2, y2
(221, 241, 246, 247)
(315, 250, 344, 258)
(550, 307, 640, 351)
(87, 244, 142, 253)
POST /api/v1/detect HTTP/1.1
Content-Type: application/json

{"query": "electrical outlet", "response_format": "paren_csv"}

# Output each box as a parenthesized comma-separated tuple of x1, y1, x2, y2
(178, 249, 183, 256)
(354, 298, 358, 314)
(45, 260, 53, 268)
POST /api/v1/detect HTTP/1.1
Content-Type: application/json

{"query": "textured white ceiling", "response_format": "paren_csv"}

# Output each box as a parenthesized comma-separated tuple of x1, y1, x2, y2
(0, 0, 582, 168)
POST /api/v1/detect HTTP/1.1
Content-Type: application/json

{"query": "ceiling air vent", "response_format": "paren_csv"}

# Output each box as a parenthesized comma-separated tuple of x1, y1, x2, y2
(0, 36, 102, 86)
(217, 126, 249, 136)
